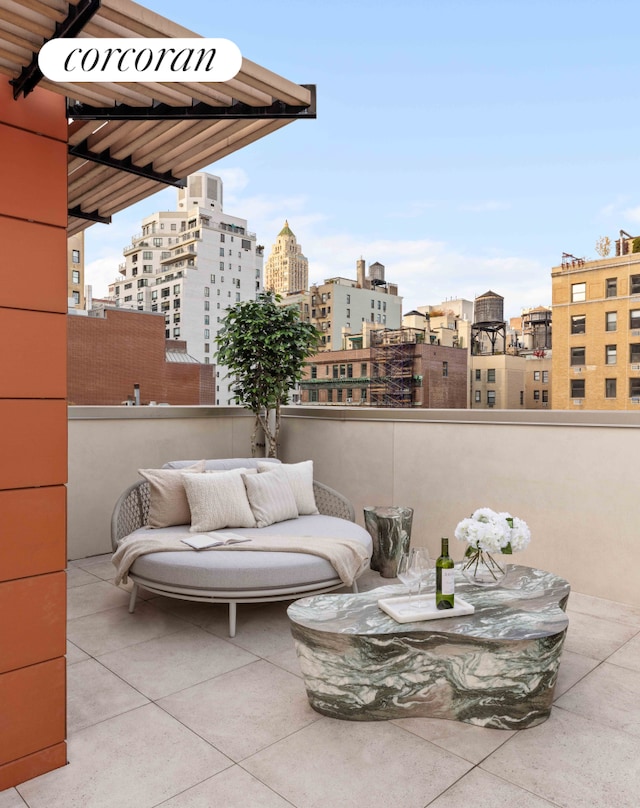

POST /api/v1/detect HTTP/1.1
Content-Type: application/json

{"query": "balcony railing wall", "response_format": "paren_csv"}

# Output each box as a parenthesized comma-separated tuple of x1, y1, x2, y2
(68, 406, 640, 607)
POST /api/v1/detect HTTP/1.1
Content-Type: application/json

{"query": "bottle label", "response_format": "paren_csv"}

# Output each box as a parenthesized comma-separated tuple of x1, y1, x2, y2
(440, 568, 455, 595)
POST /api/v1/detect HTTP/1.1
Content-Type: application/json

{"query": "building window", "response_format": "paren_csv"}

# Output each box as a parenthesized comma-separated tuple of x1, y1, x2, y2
(475, 369, 481, 381)
(571, 379, 585, 398)
(204, 329, 210, 339)
(630, 379, 640, 399)
(347, 389, 353, 401)
(219, 247, 225, 257)
(570, 347, 585, 366)
(72, 270, 80, 284)
(570, 315, 585, 334)
(533, 390, 540, 401)
(327, 389, 333, 403)
(571, 282, 586, 302)
(371, 300, 375, 308)
(519, 390, 524, 405)
(173, 327, 180, 337)
(310, 365, 317, 379)
(606, 345, 617, 365)
(605, 278, 617, 297)
(143, 264, 153, 273)
(124, 295, 132, 302)
(143, 251, 153, 260)
(542, 390, 549, 403)
(533, 370, 540, 381)
(347, 364, 353, 378)
(204, 315, 210, 325)
(630, 310, 640, 329)
(475, 390, 481, 403)
(487, 368, 496, 382)
(542, 370, 549, 383)
(72, 290, 80, 304)
(361, 363, 367, 377)
(605, 312, 617, 332)
(361, 387, 367, 402)
(72, 249, 80, 263)
(204, 287, 210, 297)
(153, 238, 162, 247)
(630, 343, 640, 363)
(442, 361, 448, 377)
(310, 389, 318, 403)
(204, 300, 210, 311)
(346, 294, 351, 304)
(631, 275, 640, 295)
(337, 389, 343, 403)
(487, 390, 496, 406)
(606, 378, 617, 398)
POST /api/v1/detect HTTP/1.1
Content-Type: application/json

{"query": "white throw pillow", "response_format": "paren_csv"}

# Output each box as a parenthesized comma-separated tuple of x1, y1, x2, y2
(139, 460, 206, 528)
(243, 470, 299, 528)
(257, 460, 319, 515)
(182, 468, 257, 532)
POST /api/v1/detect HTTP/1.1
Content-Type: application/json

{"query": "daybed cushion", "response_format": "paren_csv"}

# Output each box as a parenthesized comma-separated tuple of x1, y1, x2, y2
(257, 460, 319, 515)
(126, 515, 372, 594)
(242, 470, 298, 528)
(182, 469, 257, 532)
(138, 461, 206, 528)
(163, 458, 281, 471)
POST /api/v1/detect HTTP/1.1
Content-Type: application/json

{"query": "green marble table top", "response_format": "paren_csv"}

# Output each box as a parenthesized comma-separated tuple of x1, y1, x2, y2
(288, 565, 570, 643)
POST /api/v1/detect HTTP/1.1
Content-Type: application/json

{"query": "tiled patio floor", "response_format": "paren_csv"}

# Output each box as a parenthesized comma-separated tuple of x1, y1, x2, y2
(3, 557, 640, 808)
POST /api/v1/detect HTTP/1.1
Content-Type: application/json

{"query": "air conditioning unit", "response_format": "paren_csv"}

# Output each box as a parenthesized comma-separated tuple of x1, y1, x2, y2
(631, 364, 640, 371)
(572, 399, 583, 405)
(573, 367, 583, 373)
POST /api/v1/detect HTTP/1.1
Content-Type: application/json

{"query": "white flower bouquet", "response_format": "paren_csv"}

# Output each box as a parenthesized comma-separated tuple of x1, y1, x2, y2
(454, 508, 531, 584)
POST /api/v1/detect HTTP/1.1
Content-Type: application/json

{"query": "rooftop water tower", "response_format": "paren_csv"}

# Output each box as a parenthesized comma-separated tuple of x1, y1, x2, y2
(471, 290, 506, 355)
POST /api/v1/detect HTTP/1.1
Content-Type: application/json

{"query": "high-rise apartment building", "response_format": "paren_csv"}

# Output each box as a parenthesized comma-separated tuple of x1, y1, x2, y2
(108, 172, 263, 404)
(311, 260, 402, 351)
(67, 232, 84, 309)
(264, 220, 308, 295)
(551, 237, 640, 410)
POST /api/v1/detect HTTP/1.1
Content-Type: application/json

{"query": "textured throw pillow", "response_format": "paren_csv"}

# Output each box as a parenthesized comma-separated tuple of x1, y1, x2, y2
(243, 470, 299, 528)
(182, 468, 257, 532)
(257, 460, 319, 515)
(139, 460, 206, 528)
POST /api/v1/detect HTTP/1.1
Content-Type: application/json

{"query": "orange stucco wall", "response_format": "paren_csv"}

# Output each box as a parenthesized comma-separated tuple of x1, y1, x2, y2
(0, 79, 68, 789)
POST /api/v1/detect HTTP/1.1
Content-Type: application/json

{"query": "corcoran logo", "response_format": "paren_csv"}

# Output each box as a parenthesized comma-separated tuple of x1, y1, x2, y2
(38, 38, 242, 83)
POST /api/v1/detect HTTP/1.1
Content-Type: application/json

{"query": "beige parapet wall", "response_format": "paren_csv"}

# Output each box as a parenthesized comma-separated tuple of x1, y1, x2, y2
(68, 406, 640, 607)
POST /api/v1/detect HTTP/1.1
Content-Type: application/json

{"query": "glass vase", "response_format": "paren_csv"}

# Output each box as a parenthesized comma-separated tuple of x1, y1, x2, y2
(461, 546, 507, 587)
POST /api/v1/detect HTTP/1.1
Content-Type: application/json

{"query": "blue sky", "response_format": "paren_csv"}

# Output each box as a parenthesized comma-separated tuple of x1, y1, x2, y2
(85, 0, 640, 318)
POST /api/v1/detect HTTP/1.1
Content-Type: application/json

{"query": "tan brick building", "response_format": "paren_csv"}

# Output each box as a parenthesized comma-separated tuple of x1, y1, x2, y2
(551, 244, 640, 410)
(67, 231, 84, 309)
(68, 307, 215, 405)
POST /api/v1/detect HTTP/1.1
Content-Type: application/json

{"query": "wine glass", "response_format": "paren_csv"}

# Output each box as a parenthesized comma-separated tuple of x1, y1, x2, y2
(397, 551, 421, 607)
(411, 547, 433, 604)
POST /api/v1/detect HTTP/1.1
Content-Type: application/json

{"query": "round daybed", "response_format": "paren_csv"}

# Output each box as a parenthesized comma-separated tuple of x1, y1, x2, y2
(110, 459, 373, 637)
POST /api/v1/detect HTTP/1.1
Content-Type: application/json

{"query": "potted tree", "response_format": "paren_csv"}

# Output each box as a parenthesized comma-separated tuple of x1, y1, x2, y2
(215, 292, 321, 457)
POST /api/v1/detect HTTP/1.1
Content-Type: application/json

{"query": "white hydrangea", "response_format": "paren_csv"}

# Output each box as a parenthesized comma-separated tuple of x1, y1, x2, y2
(455, 508, 529, 554)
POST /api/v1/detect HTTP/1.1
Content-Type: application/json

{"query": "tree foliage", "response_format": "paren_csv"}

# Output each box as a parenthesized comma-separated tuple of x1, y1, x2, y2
(215, 292, 321, 456)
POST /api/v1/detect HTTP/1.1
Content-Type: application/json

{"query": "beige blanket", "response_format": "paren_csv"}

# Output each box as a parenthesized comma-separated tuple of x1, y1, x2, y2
(112, 531, 370, 588)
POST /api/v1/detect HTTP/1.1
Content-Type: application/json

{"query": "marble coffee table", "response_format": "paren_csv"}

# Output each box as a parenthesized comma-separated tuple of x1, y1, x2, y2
(288, 565, 570, 730)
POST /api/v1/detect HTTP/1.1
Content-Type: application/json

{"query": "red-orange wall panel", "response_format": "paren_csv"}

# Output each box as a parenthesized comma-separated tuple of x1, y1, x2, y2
(0, 487, 66, 582)
(0, 124, 67, 227)
(0, 81, 66, 141)
(0, 659, 66, 766)
(0, 573, 66, 674)
(0, 218, 67, 313)
(0, 400, 67, 489)
(0, 743, 67, 792)
(0, 308, 67, 398)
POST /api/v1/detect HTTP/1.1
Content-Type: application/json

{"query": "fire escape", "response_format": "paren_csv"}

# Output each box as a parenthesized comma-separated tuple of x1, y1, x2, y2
(369, 330, 416, 407)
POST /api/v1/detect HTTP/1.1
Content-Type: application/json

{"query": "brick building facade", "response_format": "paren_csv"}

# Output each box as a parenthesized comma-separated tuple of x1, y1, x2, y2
(68, 307, 215, 406)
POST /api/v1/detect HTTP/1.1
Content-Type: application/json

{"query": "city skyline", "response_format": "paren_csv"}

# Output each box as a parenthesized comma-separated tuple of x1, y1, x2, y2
(84, 0, 640, 319)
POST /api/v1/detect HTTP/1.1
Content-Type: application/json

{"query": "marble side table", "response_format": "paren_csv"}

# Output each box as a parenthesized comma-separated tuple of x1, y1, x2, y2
(363, 505, 413, 577)
(288, 565, 570, 730)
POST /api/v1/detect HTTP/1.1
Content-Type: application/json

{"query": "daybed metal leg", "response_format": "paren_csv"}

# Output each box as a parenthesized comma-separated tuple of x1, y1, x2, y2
(228, 602, 237, 637)
(352, 580, 359, 593)
(128, 583, 139, 613)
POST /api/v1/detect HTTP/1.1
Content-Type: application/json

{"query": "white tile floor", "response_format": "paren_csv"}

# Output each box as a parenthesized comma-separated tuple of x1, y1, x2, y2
(3, 558, 640, 808)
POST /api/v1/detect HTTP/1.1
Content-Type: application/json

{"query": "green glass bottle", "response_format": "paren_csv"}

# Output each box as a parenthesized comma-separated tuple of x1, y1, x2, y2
(436, 537, 455, 610)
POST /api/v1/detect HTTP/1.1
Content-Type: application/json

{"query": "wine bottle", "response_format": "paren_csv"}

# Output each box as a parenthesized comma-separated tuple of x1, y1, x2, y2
(436, 537, 455, 610)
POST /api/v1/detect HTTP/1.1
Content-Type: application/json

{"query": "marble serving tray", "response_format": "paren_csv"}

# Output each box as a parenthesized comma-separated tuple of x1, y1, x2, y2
(378, 594, 475, 623)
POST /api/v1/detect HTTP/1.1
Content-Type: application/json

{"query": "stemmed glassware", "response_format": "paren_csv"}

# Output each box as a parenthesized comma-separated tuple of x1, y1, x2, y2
(397, 548, 433, 610)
